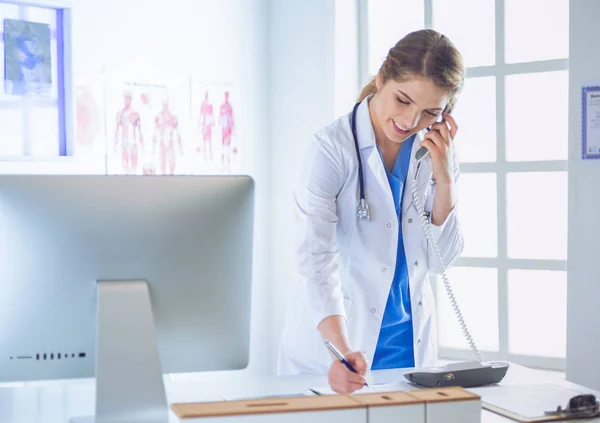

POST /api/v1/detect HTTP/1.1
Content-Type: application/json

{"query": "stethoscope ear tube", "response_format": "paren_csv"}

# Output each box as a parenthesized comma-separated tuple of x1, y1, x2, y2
(351, 102, 369, 220)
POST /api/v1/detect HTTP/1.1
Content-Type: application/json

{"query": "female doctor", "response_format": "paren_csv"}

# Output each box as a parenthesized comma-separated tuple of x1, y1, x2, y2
(277, 29, 466, 394)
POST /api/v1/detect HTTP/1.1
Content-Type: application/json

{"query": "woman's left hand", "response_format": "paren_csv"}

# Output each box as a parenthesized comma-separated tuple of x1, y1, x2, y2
(420, 112, 458, 185)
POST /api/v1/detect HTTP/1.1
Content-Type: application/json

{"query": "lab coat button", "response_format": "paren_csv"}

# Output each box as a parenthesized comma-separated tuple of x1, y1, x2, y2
(417, 338, 421, 343)
(381, 268, 387, 272)
(418, 300, 423, 306)
(371, 308, 376, 313)
(387, 222, 392, 228)
(414, 261, 419, 267)
(408, 218, 413, 223)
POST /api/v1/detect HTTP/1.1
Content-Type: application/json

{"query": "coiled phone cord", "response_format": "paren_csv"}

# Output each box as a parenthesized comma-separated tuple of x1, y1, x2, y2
(412, 163, 484, 363)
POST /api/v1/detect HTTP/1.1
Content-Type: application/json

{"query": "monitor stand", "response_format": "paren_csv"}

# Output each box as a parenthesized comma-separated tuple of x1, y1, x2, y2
(70, 280, 168, 423)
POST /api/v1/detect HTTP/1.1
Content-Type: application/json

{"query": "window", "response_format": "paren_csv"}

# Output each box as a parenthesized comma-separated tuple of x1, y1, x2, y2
(0, 1, 72, 158)
(360, 0, 569, 370)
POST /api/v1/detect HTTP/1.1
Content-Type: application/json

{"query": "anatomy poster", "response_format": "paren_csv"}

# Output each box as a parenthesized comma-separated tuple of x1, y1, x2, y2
(105, 77, 190, 175)
(190, 79, 240, 174)
(74, 75, 106, 157)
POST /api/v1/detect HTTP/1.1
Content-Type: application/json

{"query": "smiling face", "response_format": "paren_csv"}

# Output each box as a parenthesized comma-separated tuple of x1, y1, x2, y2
(369, 73, 450, 145)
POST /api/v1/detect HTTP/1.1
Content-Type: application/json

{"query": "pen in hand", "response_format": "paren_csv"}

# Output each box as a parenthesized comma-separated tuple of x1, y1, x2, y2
(324, 340, 369, 387)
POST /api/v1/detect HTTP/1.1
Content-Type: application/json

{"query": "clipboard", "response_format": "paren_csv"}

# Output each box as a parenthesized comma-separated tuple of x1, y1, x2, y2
(477, 384, 599, 422)
(483, 403, 575, 422)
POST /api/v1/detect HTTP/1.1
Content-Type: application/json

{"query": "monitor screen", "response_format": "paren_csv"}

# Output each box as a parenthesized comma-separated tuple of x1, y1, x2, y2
(0, 174, 254, 383)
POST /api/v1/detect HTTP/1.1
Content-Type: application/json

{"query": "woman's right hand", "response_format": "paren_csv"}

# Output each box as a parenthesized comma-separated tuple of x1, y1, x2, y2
(327, 351, 368, 394)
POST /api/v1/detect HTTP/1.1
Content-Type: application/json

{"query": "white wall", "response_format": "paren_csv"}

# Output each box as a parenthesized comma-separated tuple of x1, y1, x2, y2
(2, 0, 273, 380)
(566, 0, 600, 390)
(1, 0, 349, 382)
(75, 0, 274, 378)
(268, 0, 337, 373)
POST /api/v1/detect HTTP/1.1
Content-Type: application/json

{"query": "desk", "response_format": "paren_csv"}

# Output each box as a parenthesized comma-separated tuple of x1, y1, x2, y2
(0, 363, 598, 422)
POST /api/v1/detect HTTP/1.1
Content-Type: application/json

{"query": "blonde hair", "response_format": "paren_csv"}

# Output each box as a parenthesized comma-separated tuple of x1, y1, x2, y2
(358, 29, 465, 112)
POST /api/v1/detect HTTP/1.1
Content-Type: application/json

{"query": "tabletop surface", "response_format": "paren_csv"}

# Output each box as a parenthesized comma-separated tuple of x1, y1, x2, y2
(1, 362, 598, 422)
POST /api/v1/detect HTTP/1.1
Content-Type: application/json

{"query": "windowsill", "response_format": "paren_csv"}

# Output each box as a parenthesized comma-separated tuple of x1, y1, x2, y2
(0, 155, 76, 162)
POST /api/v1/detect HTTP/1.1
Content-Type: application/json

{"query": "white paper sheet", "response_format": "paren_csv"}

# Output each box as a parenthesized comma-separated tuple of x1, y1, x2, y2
(309, 380, 413, 396)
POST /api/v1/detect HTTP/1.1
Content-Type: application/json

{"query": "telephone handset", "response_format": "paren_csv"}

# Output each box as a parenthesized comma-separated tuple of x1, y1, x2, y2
(404, 105, 511, 388)
(415, 105, 452, 163)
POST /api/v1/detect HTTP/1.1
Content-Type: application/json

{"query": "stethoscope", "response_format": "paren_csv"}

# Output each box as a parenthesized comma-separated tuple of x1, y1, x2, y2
(350, 102, 370, 220)
(350, 102, 433, 221)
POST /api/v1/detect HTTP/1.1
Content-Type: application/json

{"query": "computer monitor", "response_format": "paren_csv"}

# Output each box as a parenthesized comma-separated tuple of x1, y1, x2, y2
(0, 175, 255, 422)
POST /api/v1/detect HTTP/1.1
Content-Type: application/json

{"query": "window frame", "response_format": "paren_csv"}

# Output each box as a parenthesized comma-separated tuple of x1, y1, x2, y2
(0, 0, 74, 159)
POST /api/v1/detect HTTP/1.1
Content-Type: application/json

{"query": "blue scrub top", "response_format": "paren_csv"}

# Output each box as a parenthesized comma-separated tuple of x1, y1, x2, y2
(371, 135, 416, 370)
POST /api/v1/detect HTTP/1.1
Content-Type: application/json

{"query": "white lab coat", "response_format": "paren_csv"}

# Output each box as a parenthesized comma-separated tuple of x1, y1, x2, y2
(277, 95, 464, 376)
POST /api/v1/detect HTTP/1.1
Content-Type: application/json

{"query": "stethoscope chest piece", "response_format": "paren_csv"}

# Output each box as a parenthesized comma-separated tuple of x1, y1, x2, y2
(357, 198, 370, 220)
